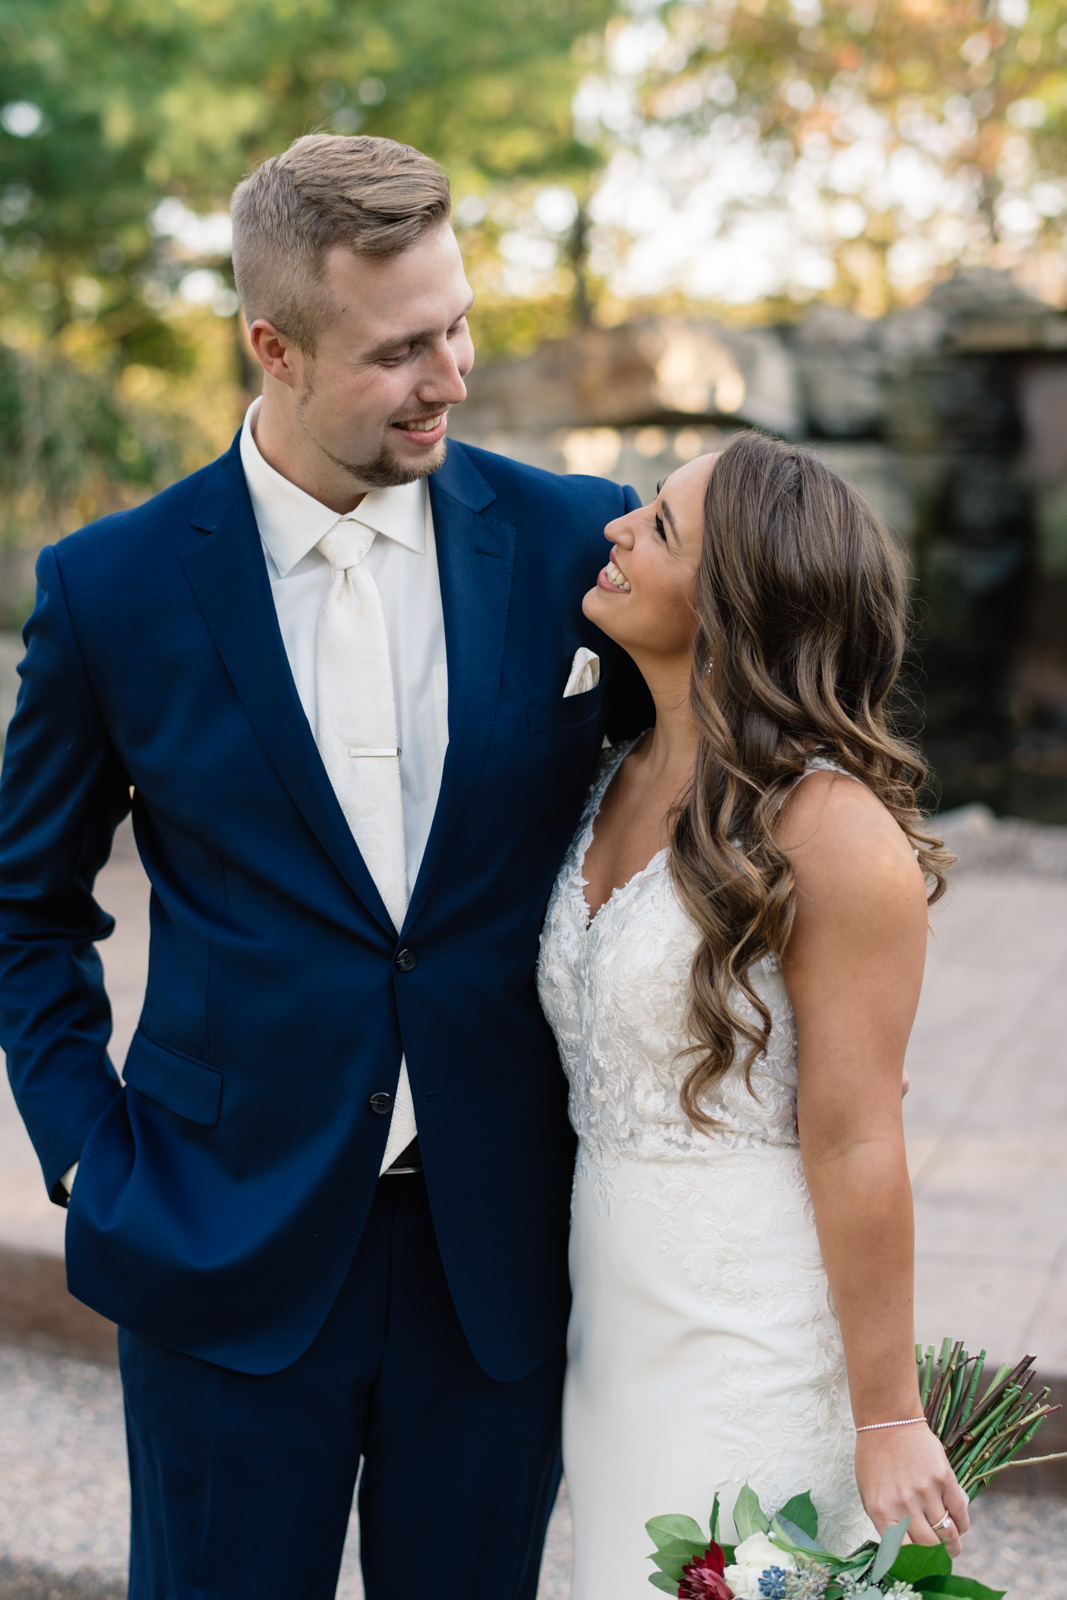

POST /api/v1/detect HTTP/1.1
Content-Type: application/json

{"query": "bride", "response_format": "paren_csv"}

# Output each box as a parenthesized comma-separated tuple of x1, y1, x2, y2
(537, 431, 971, 1599)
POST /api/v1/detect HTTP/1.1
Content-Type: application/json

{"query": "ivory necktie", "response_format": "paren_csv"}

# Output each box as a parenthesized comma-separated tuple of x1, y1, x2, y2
(316, 518, 416, 1170)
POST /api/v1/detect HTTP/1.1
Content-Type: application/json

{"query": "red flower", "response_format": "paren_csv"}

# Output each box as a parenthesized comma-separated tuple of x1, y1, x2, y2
(678, 1542, 733, 1600)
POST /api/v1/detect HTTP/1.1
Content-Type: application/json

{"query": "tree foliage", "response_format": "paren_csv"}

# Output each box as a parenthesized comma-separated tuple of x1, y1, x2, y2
(594, 0, 1067, 316)
(0, 0, 613, 545)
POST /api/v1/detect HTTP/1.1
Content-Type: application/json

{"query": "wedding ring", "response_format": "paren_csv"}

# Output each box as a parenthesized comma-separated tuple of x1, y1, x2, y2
(933, 1514, 953, 1532)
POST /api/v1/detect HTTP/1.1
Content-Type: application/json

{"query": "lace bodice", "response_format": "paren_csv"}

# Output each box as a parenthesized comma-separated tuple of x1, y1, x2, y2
(538, 742, 849, 1168)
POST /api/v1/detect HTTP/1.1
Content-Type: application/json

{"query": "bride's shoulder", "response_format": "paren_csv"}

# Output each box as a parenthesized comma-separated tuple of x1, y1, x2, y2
(774, 766, 926, 925)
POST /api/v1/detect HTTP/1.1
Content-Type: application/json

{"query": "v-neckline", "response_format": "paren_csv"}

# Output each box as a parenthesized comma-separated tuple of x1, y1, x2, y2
(578, 843, 668, 934)
(574, 735, 666, 933)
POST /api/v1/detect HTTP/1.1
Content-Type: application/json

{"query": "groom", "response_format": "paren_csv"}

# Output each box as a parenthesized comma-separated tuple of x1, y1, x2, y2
(0, 135, 648, 1598)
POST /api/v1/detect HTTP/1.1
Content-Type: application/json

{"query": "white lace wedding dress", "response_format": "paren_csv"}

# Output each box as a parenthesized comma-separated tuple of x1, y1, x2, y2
(537, 743, 872, 1600)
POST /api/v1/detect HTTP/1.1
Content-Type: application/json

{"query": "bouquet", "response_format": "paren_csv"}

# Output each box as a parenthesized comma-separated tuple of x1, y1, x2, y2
(646, 1484, 999, 1600)
(645, 1339, 1066, 1600)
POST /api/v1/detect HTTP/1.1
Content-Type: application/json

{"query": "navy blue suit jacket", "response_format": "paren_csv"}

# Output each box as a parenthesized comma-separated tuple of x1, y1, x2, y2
(0, 434, 649, 1380)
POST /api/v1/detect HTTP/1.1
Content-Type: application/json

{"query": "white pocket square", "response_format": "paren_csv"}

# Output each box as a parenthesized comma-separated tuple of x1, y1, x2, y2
(563, 647, 600, 697)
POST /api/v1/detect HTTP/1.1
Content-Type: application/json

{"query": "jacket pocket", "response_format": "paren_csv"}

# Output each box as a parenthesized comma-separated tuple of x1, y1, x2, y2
(527, 679, 605, 735)
(123, 1028, 222, 1127)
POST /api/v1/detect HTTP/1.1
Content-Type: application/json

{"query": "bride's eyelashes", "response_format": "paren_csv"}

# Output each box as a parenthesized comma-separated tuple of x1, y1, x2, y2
(655, 513, 667, 542)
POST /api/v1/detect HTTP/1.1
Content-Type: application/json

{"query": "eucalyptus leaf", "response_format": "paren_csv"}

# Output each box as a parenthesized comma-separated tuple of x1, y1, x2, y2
(870, 1517, 910, 1583)
(771, 1513, 827, 1555)
(709, 1491, 721, 1543)
(648, 1575, 680, 1595)
(646, 1515, 708, 1551)
(777, 1492, 819, 1540)
(733, 1484, 769, 1541)
(888, 1543, 952, 1581)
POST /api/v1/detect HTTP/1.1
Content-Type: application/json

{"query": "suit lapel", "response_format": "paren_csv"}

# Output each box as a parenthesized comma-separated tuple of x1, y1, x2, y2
(180, 439, 397, 937)
(404, 444, 515, 929)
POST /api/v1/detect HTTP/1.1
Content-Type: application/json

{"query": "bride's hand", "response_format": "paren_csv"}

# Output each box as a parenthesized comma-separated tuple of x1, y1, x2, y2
(855, 1425, 970, 1560)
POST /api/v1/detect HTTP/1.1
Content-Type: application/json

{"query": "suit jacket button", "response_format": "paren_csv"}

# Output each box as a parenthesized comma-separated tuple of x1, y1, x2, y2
(368, 1092, 393, 1115)
(395, 948, 417, 973)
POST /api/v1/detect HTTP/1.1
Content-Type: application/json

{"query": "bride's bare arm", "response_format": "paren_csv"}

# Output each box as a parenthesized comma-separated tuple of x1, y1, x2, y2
(775, 772, 970, 1557)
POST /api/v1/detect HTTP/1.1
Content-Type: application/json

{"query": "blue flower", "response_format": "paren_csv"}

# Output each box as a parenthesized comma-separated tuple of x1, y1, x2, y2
(758, 1567, 790, 1599)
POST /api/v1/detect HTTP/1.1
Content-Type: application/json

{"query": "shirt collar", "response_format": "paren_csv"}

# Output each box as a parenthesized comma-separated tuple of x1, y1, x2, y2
(240, 399, 427, 578)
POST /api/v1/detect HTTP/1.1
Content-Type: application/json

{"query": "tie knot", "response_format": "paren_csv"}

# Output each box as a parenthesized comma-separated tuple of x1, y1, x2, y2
(317, 519, 375, 572)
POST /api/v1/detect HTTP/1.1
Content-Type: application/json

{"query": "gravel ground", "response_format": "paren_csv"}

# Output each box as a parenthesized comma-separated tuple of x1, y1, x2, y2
(938, 805, 1067, 876)
(0, 1342, 1062, 1597)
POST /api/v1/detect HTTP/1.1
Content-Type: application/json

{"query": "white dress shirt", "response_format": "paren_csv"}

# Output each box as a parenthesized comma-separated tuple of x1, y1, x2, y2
(242, 400, 447, 1173)
(240, 401, 448, 895)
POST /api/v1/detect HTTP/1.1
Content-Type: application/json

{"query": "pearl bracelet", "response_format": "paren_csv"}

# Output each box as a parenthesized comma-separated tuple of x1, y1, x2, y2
(855, 1416, 928, 1433)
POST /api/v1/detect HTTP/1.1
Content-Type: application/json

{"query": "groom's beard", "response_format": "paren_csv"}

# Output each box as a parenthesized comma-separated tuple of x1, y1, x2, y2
(295, 373, 449, 490)
(319, 432, 447, 490)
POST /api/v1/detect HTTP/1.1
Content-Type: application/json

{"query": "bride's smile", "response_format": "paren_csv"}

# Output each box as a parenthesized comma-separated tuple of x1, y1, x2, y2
(583, 453, 714, 666)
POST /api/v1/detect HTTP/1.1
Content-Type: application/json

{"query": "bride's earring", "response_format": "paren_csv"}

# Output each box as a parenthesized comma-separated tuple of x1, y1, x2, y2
(704, 657, 714, 676)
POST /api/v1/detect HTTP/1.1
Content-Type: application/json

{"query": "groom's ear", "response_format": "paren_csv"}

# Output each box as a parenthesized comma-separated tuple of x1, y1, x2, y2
(247, 318, 304, 388)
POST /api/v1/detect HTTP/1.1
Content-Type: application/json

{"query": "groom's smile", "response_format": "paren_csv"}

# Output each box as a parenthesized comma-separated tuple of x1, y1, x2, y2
(390, 409, 449, 447)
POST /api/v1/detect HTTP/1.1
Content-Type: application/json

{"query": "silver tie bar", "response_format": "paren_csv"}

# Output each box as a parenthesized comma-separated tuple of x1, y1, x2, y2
(348, 746, 401, 757)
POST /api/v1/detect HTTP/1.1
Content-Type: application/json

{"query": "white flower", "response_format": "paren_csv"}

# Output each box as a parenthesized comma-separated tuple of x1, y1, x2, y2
(724, 1532, 797, 1600)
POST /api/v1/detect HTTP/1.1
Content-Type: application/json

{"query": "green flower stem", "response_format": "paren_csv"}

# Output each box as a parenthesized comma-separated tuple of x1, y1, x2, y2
(981, 1449, 1067, 1478)
(962, 1351, 986, 1415)
(946, 1352, 970, 1432)
(945, 1363, 1021, 1449)
(915, 1339, 1061, 1503)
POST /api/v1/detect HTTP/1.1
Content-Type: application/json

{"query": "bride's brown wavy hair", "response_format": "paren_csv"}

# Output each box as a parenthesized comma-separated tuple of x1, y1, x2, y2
(669, 429, 952, 1131)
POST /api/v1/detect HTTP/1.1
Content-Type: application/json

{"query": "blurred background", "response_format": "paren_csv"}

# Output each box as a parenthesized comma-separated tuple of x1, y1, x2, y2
(2, 5, 1067, 1596)
(3, 0, 1067, 813)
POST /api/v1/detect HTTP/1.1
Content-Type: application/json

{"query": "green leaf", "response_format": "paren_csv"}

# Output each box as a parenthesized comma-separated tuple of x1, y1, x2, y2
(888, 1544, 952, 1581)
(651, 1539, 705, 1582)
(709, 1492, 721, 1543)
(777, 1492, 819, 1540)
(733, 1484, 769, 1541)
(648, 1575, 680, 1595)
(839, 1540, 877, 1572)
(720, 1546, 736, 1566)
(870, 1517, 910, 1583)
(915, 1578, 1005, 1599)
(646, 1516, 708, 1552)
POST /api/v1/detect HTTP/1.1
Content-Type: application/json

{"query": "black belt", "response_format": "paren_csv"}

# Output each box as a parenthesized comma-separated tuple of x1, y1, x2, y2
(382, 1136, 422, 1175)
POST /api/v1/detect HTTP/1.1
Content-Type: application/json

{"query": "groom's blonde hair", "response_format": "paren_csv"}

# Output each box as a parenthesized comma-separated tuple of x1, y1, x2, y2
(231, 134, 451, 354)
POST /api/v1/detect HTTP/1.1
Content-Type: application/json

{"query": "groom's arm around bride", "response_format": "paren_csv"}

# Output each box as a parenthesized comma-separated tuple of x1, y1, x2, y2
(0, 132, 649, 1600)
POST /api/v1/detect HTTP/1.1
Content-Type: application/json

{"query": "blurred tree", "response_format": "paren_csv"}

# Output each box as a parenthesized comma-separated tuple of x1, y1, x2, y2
(0, 0, 614, 549)
(590, 0, 1067, 317)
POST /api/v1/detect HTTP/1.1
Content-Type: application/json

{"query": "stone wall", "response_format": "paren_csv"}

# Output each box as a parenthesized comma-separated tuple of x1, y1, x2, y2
(3, 270, 1064, 816)
(452, 270, 1067, 821)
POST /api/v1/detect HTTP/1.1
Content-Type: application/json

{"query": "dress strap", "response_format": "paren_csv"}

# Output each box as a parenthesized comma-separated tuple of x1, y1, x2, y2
(568, 733, 647, 877)
(591, 734, 643, 807)
(775, 756, 867, 816)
